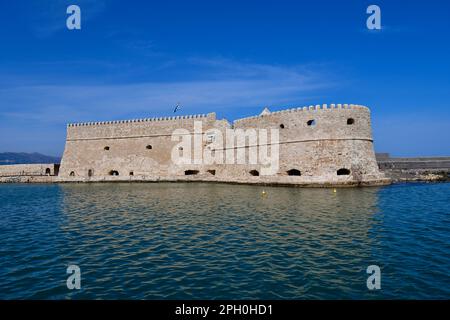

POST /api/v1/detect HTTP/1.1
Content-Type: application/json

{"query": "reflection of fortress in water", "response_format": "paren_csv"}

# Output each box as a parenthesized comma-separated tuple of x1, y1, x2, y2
(58, 182, 383, 298)
(0, 104, 391, 186)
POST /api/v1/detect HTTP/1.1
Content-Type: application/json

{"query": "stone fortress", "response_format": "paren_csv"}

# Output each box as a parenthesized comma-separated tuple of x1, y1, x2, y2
(56, 103, 389, 186)
(0, 103, 393, 186)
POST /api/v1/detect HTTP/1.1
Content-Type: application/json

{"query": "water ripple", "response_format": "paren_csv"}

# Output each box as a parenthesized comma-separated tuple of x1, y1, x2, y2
(0, 182, 449, 299)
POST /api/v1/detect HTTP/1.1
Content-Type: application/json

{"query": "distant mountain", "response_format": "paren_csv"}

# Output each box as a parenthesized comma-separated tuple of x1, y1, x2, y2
(0, 152, 61, 165)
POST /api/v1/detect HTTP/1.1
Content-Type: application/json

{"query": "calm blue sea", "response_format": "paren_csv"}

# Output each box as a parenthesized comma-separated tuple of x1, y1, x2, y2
(0, 182, 449, 299)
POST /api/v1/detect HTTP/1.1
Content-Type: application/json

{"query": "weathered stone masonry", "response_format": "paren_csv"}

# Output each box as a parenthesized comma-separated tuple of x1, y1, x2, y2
(0, 163, 59, 183)
(0, 163, 59, 176)
(57, 103, 389, 186)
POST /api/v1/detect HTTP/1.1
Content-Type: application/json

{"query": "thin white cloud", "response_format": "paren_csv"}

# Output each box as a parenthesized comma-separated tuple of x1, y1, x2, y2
(0, 58, 334, 154)
(0, 58, 333, 124)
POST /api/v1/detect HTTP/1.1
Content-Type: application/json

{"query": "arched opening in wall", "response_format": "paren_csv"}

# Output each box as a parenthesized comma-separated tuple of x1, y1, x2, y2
(129, 171, 134, 176)
(104, 146, 110, 151)
(347, 118, 355, 125)
(287, 169, 301, 176)
(207, 169, 216, 175)
(249, 170, 260, 176)
(109, 170, 119, 176)
(279, 124, 285, 129)
(88, 169, 93, 177)
(146, 145, 152, 150)
(45, 168, 51, 175)
(178, 146, 183, 151)
(69, 171, 75, 177)
(307, 119, 316, 127)
(184, 170, 199, 175)
(337, 168, 351, 176)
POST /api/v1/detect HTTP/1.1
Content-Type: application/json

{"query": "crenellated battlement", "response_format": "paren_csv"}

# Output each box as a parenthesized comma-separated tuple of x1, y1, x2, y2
(234, 104, 369, 124)
(67, 113, 212, 127)
(67, 104, 369, 127)
(58, 101, 387, 186)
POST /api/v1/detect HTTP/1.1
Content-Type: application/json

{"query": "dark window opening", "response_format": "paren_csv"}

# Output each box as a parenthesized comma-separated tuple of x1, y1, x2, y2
(109, 170, 119, 176)
(146, 145, 152, 149)
(287, 169, 301, 176)
(69, 171, 75, 176)
(206, 134, 215, 143)
(337, 168, 351, 176)
(347, 118, 355, 125)
(249, 170, 260, 176)
(88, 169, 93, 177)
(307, 119, 316, 126)
(179, 146, 183, 151)
(279, 124, 285, 129)
(45, 168, 51, 175)
(104, 146, 110, 151)
(207, 169, 216, 175)
(129, 171, 134, 176)
(184, 170, 199, 175)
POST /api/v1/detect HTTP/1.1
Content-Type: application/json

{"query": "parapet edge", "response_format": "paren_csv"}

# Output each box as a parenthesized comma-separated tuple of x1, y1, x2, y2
(67, 112, 215, 127)
(233, 104, 369, 124)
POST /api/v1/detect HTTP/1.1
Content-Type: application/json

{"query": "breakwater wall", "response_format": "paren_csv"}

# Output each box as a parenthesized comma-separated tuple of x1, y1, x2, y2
(376, 154, 450, 182)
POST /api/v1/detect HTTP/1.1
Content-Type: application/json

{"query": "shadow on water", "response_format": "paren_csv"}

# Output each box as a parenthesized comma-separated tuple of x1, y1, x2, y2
(0, 182, 449, 299)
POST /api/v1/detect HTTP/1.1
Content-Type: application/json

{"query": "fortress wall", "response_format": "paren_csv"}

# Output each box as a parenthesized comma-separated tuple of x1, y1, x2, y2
(234, 104, 372, 140)
(377, 156, 450, 170)
(277, 139, 381, 179)
(58, 104, 387, 185)
(66, 113, 217, 140)
(0, 164, 57, 177)
(233, 104, 381, 182)
(59, 112, 228, 177)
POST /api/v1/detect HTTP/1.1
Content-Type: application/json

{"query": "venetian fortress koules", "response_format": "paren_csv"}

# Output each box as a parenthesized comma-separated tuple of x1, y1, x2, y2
(0, 103, 391, 186)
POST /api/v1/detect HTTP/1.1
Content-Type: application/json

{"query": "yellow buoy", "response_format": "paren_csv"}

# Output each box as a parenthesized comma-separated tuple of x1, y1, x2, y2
(333, 188, 337, 193)
(261, 190, 267, 197)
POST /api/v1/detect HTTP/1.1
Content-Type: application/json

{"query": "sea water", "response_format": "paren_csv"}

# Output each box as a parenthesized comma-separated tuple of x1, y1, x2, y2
(0, 182, 449, 299)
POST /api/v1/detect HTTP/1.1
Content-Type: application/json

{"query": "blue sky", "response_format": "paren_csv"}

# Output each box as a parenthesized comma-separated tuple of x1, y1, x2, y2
(0, 0, 449, 157)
